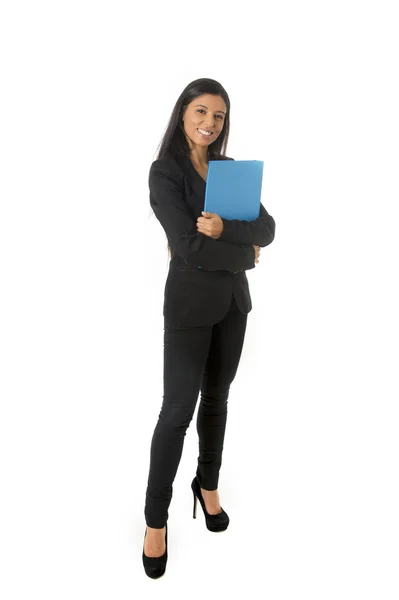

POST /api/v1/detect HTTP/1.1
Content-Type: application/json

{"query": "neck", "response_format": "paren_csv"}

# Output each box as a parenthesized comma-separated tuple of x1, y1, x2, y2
(189, 148, 208, 167)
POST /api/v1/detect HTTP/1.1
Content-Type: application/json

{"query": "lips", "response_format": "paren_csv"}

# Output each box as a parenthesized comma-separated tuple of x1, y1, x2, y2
(197, 128, 214, 136)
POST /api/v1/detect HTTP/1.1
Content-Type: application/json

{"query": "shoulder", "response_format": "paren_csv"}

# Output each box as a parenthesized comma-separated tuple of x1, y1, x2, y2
(148, 153, 187, 193)
(149, 153, 185, 180)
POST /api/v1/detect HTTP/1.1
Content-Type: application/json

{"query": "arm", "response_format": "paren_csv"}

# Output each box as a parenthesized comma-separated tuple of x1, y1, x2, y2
(218, 202, 276, 247)
(149, 161, 255, 273)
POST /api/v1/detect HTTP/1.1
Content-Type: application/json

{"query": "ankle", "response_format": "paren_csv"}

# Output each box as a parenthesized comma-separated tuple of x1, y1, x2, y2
(146, 525, 166, 531)
(201, 487, 218, 497)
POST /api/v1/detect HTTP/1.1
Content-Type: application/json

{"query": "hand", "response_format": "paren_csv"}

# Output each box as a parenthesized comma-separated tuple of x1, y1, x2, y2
(196, 212, 223, 239)
(252, 245, 261, 264)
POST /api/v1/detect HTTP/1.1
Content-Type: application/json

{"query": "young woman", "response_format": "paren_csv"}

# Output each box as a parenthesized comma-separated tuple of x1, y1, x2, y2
(142, 78, 275, 578)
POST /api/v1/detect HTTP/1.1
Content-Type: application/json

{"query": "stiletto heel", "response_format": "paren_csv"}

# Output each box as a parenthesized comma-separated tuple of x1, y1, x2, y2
(193, 490, 198, 519)
(142, 522, 168, 579)
(191, 475, 229, 532)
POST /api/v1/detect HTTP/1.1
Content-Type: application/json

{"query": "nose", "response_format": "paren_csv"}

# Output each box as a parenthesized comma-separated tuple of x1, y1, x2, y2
(203, 116, 215, 128)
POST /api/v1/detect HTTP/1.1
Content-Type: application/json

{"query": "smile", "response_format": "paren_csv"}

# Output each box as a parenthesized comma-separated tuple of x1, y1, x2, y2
(197, 128, 213, 137)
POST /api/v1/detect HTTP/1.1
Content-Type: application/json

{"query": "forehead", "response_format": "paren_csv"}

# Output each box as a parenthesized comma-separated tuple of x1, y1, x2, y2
(191, 94, 226, 112)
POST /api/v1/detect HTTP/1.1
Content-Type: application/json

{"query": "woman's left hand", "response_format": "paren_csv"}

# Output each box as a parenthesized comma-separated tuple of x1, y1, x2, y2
(196, 212, 224, 240)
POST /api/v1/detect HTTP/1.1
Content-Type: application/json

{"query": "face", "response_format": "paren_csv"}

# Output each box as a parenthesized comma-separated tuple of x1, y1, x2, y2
(181, 94, 227, 150)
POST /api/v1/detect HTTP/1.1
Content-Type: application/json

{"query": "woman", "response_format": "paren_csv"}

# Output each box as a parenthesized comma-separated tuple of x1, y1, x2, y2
(142, 78, 275, 578)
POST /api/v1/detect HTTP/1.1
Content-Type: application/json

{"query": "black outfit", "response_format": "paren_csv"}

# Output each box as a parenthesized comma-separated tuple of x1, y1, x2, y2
(144, 151, 275, 528)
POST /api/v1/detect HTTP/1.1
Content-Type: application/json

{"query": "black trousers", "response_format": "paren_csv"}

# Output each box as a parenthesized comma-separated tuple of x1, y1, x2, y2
(144, 293, 248, 529)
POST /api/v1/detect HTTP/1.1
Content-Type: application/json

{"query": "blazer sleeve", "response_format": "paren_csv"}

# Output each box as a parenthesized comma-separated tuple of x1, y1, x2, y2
(149, 161, 256, 273)
(218, 203, 276, 247)
(216, 156, 276, 247)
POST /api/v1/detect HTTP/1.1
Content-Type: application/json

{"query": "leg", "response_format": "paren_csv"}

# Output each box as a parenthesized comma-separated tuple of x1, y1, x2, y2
(144, 320, 213, 529)
(196, 295, 248, 492)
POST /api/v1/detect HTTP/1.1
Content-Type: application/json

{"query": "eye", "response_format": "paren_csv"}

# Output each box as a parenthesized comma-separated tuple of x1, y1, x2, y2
(197, 109, 224, 120)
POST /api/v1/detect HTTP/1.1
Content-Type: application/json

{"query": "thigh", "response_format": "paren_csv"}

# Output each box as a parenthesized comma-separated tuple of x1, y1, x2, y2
(161, 319, 214, 423)
(201, 298, 248, 393)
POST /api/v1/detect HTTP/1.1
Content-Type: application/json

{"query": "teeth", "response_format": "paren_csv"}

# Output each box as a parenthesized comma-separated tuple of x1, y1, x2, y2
(198, 129, 212, 136)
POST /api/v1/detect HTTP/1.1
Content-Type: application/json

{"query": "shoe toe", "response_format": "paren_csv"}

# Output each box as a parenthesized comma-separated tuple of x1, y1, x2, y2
(146, 565, 166, 579)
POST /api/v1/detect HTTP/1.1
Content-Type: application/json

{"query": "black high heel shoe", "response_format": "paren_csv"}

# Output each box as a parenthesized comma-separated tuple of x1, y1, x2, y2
(191, 476, 230, 532)
(142, 522, 168, 579)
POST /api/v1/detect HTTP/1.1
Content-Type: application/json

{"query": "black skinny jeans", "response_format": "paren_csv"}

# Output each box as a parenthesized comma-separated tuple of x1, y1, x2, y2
(144, 293, 248, 529)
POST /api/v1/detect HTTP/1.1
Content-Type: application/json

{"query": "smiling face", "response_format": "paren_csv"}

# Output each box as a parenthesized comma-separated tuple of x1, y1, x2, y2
(181, 94, 227, 155)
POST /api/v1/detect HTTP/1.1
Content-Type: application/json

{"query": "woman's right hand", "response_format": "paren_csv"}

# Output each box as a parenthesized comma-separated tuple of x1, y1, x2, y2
(252, 245, 261, 264)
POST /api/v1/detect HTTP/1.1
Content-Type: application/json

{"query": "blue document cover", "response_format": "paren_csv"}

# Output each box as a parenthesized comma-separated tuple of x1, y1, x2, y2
(204, 160, 264, 220)
(197, 160, 264, 269)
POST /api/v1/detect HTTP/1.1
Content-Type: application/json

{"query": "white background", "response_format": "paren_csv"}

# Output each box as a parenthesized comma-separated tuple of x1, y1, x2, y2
(1, 0, 398, 598)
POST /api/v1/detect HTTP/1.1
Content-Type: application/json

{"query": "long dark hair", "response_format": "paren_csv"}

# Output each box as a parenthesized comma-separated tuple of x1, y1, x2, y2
(151, 78, 231, 261)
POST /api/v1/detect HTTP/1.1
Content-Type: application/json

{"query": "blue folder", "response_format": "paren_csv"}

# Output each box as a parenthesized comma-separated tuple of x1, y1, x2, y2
(204, 160, 264, 220)
(197, 160, 264, 269)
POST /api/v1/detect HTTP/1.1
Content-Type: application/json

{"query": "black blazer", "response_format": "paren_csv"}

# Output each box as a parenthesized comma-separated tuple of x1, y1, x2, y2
(149, 151, 275, 327)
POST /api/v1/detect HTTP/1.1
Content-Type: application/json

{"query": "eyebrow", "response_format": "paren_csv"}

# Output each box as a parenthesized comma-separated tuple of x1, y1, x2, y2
(195, 104, 226, 115)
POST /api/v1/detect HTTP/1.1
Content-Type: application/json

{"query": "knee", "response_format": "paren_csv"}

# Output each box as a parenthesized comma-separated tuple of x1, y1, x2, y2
(201, 382, 230, 405)
(158, 405, 195, 431)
